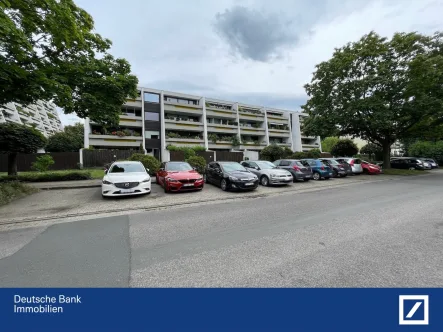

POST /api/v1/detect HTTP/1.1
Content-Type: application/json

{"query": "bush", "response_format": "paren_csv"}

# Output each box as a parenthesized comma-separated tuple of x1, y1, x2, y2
(260, 144, 288, 161)
(307, 148, 321, 158)
(0, 170, 92, 182)
(186, 156, 206, 174)
(409, 140, 443, 165)
(0, 181, 38, 206)
(331, 139, 359, 157)
(31, 155, 55, 172)
(128, 153, 160, 175)
(360, 143, 383, 160)
(321, 137, 340, 152)
(290, 152, 308, 159)
(166, 145, 205, 159)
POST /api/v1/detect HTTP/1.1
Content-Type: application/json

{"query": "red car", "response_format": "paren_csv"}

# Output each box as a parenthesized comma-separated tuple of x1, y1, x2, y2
(361, 160, 382, 174)
(156, 161, 204, 193)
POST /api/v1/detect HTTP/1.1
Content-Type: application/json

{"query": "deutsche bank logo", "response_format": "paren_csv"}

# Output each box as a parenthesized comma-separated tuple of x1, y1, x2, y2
(399, 295, 429, 325)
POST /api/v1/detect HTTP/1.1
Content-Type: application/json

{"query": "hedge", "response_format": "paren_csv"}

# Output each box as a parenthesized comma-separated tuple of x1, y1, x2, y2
(0, 170, 92, 182)
(128, 153, 160, 175)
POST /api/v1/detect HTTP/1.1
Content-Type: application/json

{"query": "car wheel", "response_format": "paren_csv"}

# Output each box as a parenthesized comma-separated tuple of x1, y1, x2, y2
(220, 179, 228, 191)
(313, 172, 320, 180)
(409, 167, 415, 170)
(260, 175, 269, 186)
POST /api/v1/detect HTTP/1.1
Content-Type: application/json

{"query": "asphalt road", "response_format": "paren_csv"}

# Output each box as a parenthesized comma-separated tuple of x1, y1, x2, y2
(1, 173, 442, 287)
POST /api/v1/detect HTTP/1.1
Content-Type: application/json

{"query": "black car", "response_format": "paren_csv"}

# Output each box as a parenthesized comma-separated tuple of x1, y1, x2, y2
(273, 159, 313, 181)
(319, 158, 348, 177)
(204, 161, 259, 191)
(390, 157, 425, 170)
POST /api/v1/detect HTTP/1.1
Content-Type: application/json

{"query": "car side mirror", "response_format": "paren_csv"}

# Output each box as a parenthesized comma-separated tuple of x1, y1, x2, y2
(146, 168, 150, 173)
(159, 168, 165, 171)
(104, 169, 108, 174)
(193, 167, 197, 171)
(255, 166, 260, 170)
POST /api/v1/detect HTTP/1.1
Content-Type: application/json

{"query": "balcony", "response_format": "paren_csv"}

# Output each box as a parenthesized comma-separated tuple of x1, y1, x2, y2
(119, 114, 143, 127)
(267, 116, 289, 125)
(165, 118, 204, 132)
(89, 134, 143, 147)
(207, 123, 238, 134)
(164, 102, 203, 116)
(302, 143, 320, 149)
(277, 143, 292, 147)
(268, 129, 290, 138)
(240, 126, 266, 136)
(240, 142, 267, 150)
(208, 141, 234, 150)
(205, 106, 237, 119)
(238, 110, 265, 121)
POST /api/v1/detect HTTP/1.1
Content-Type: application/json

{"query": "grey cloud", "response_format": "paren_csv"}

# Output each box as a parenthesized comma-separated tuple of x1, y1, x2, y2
(214, 6, 298, 62)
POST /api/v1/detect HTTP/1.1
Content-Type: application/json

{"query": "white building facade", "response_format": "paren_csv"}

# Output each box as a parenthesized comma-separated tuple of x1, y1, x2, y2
(0, 100, 63, 137)
(84, 87, 321, 162)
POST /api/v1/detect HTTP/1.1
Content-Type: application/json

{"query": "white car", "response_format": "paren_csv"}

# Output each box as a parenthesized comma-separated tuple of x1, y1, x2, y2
(102, 161, 151, 197)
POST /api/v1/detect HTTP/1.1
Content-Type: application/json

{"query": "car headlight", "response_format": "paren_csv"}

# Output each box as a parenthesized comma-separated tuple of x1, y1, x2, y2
(166, 178, 178, 182)
(229, 176, 238, 181)
(270, 173, 277, 178)
(102, 180, 113, 185)
(196, 177, 203, 181)
(141, 178, 151, 183)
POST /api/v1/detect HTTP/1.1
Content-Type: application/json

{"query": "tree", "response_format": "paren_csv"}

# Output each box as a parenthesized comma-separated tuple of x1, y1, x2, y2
(331, 139, 358, 157)
(360, 143, 383, 160)
(0, 123, 47, 175)
(302, 31, 443, 168)
(46, 123, 84, 152)
(320, 137, 339, 152)
(1, 0, 138, 126)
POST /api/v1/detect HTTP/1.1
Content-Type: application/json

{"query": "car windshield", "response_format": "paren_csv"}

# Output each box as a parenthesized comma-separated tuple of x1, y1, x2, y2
(325, 159, 339, 165)
(109, 163, 145, 173)
(256, 161, 276, 169)
(166, 162, 193, 171)
(221, 163, 247, 172)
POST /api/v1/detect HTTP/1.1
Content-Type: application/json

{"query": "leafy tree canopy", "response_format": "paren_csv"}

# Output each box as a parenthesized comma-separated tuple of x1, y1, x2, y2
(331, 139, 358, 157)
(1, 0, 138, 126)
(259, 144, 292, 162)
(302, 31, 443, 167)
(360, 143, 383, 160)
(46, 123, 84, 152)
(320, 137, 339, 152)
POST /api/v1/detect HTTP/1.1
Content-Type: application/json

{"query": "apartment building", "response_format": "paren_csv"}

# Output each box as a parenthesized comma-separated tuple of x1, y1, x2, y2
(0, 100, 63, 137)
(83, 87, 321, 161)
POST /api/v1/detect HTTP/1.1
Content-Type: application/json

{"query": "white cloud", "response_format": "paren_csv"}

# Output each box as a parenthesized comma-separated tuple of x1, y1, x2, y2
(58, 0, 442, 125)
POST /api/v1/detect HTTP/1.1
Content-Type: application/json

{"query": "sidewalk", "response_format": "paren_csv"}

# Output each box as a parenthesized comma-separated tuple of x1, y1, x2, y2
(29, 176, 156, 190)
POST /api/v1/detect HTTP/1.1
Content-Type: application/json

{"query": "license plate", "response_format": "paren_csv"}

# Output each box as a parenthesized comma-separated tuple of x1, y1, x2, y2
(245, 182, 254, 186)
(305, 175, 310, 178)
(183, 183, 194, 187)
(121, 189, 134, 193)
(329, 173, 333, 175)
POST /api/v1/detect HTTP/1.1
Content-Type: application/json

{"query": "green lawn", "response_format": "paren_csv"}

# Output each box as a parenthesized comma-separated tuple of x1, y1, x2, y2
(382, 169, 429, 176)
(85, 168, 105, 179)
(0, 182, 38, 206)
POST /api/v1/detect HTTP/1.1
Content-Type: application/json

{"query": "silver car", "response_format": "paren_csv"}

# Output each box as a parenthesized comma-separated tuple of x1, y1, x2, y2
(335, 157, 363, 174)
(241, 160, 293, 186)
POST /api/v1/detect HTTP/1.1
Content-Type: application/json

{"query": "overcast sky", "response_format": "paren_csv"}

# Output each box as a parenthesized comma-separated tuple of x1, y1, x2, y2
(58, 0, 443, 125)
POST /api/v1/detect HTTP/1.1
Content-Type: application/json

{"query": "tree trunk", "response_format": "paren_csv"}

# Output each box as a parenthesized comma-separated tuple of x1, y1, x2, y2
(8, 152, 18, 176)
(382, 141, 391, 169)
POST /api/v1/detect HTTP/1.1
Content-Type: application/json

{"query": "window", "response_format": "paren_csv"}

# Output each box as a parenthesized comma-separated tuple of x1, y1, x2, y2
(242, 162, 250, 168)
(145, 112, 159, 121)
(144, 93, 159, 103)
(166, 162, 193, 171)
(145, 131, 160, 139)
(273, 160, 281, 166)
(280, 160, 291, 166)
(309, 161, 317, 166)
(109, 163, 145, 173)
(249, 162, 258, 168)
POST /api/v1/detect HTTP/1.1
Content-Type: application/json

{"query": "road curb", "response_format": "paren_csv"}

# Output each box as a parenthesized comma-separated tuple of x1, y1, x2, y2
(29, 177, 157, 190)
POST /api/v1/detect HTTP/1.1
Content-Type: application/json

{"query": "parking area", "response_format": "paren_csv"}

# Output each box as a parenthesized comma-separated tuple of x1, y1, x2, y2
(0, 173, 403, 225)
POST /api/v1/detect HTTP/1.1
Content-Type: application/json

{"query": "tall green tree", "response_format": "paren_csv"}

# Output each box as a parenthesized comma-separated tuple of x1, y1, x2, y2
(1, 0, 138, 126)
(302, 31, 443, 168)
(0, 123, 47, 175)
(46, 123, 84, 152)
(320, 137, 339, 152)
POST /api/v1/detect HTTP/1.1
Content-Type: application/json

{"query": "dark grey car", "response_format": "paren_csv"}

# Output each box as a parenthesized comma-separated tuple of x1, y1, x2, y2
(273, 159, 313, 182)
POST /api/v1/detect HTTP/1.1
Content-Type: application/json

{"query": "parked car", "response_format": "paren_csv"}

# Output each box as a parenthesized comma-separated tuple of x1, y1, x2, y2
(389, 157, 425, 170)
(335, 158, 363, 174)
(102, 161, 151, 197)
(422, 158, 439, 169)
(156, 161, 204, 193)
(319, 158, 347, 177)
(241, 160, 293, 186)
(300, 159, 333, 180)
(361, 160, 382, 174)
(273, 159, 313, 182)
(205, 161, 259, 191)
